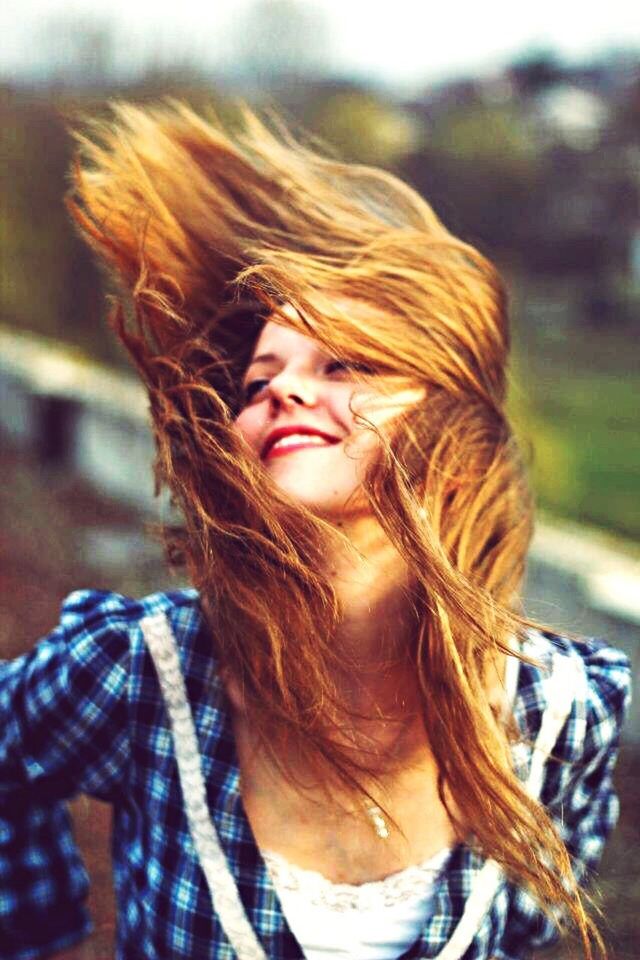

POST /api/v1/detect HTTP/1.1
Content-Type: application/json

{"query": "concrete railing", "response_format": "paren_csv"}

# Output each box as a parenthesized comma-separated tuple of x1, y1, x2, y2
(0, 328, 158, 513)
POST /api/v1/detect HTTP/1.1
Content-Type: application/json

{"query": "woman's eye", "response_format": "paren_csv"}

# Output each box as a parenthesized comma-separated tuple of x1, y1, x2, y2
(325, 359, 376, 376)
(242, 378, 269, 402)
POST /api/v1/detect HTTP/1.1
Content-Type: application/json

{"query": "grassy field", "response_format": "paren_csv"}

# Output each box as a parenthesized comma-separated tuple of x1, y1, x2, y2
(508, 279, 640, 543)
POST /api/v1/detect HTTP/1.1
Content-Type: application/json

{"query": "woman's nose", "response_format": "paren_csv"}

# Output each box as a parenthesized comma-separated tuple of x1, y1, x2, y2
(268, 370, 318, 407)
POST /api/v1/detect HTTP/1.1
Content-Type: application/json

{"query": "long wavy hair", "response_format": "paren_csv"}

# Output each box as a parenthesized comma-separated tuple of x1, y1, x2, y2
(68, 99, 601, 956)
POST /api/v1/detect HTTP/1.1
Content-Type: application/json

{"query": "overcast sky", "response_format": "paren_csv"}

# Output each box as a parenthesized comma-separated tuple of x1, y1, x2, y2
(2, 0, 639, 89)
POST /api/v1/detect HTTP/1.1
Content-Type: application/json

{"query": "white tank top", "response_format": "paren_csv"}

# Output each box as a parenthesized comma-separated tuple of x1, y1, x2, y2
(261, 847, 452, 959)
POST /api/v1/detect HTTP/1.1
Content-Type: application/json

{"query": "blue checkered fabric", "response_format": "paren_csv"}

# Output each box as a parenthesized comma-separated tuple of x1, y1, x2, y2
(0, 590, 631, 959)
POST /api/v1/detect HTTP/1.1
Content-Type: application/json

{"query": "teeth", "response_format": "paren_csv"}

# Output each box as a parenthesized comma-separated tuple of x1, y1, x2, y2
(270, 433, 331, 452)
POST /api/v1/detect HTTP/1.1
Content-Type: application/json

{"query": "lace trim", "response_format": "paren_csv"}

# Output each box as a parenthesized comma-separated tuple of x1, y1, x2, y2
(262, 848, 452, 912)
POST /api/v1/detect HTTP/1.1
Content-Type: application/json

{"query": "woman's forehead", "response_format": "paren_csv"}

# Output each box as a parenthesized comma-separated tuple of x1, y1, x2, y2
(249, 317, 322, 361)
(249, 296, 383, 359)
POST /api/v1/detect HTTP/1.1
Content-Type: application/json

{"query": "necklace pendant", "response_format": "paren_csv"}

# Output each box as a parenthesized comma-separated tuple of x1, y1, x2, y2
(365, 803, 390, 840)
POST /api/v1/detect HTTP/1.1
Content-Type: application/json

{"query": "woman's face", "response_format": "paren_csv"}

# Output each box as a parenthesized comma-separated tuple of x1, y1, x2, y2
(233, 310, 424, 519)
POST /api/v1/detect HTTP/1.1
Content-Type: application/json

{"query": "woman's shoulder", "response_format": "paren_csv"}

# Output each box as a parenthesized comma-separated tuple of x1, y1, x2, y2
(31, 586, 226, 751)
(516, 630, 631, 744)
(58, 585, 200, 625)
(42, 586, 208, 694)
(0, 588, 206, 802)
(56, 586, 201, 645)
(512, 629, 631, 797)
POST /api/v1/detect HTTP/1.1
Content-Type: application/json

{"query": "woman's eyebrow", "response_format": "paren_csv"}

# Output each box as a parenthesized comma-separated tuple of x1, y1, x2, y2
(245, 345, 330, 374)
(247, 352, 279, 366)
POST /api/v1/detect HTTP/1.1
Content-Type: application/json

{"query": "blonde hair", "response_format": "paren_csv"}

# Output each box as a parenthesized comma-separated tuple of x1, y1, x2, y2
(68, 99, 601, 956)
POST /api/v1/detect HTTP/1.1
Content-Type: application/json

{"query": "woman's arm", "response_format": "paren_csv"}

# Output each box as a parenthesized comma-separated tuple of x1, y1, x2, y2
(0, 590, 132, 959)
(0, 800, 92, 960)
(496, 637, 631, 960)
(545, 637, 631, 886)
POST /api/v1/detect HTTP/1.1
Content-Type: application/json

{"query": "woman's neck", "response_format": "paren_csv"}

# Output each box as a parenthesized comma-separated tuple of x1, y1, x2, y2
(323, 513, 420, 721)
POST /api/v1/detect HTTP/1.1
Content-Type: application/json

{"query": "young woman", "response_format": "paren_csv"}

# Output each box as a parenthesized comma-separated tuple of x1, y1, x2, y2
(0, 102, 630, 960)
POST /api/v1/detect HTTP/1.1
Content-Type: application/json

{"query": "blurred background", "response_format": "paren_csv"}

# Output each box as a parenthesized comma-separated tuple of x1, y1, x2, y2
(1, 1, 638, 957)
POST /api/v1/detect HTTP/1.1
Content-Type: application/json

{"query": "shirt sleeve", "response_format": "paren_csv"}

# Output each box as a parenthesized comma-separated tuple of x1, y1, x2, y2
(0, 589, 133, 959)
(544, 638, 632, 885)
(494, 638, 632, 959)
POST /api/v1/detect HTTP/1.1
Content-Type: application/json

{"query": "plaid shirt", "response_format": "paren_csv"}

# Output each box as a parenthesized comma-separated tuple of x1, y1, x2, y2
(0, 589, 631, 960)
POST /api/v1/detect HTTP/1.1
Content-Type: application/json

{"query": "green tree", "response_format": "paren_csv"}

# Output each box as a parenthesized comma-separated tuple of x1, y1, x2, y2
(308, 90, 419, 167)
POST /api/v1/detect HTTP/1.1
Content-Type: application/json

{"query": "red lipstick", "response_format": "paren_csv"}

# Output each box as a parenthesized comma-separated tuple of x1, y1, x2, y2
(261, 424, 341, 460)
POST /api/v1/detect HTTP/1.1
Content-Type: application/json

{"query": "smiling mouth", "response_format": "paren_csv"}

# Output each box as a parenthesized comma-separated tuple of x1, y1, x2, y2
(264, 435, 340, 460)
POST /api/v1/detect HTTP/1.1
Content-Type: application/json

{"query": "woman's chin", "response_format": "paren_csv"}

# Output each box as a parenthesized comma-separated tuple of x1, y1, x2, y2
(272, 479, 369, 523)
(263, 452, 371, 520)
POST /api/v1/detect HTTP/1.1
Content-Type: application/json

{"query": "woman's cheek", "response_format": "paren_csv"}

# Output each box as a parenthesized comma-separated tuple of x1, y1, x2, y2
(342, 428, 384, 483)
(233, 408, 264, 458)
